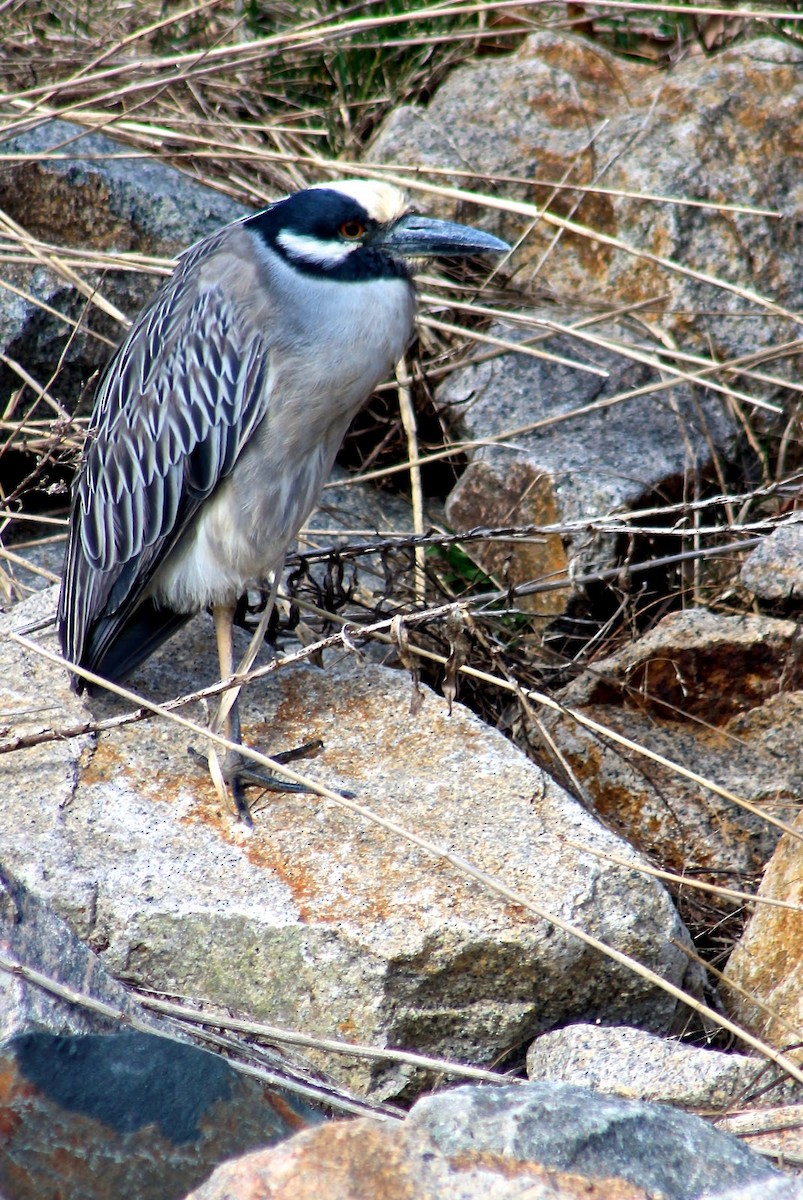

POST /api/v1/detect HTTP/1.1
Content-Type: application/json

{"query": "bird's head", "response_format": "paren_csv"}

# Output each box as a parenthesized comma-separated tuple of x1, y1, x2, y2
(245, 179, 509, 280)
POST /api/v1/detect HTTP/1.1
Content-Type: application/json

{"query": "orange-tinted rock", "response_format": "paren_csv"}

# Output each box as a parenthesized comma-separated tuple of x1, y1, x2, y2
(183, 1109, 652, 1200)
(538, 610, 802, 878)
(371, 34, 803, 367)
(185, 1081, 790, 1199)
(722, 811, 803, 1052)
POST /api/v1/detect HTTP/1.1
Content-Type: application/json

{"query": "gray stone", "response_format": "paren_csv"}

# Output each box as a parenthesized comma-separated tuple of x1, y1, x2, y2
(183, 1083, 802, 1200)
(0, 863, 153, 1041)
(439, 317, 734, 604)
(408, 1083, 784, 1200)
(1, 586, 699, 1100)
(0, 1026, 319, 1200)
(703, 1183, 803, 1200)
(368, 34, 802, 621)
(526, 1024, 797, 1111)
(740, 523, 803, 605)
(0, 118, 247, 416)
(0, 119, 245, 257)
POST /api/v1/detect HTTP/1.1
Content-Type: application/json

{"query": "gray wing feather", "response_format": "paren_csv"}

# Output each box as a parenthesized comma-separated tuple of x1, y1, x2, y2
(59, 231, 273, 670)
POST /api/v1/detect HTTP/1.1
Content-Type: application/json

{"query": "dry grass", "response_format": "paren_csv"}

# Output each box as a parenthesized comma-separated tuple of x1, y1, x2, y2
(1, 0, 803, 1129)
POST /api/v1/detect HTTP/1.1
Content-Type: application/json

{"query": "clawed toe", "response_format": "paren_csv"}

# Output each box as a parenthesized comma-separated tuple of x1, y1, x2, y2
(269, 738, 323, 765)
(187, 737, 353, 824)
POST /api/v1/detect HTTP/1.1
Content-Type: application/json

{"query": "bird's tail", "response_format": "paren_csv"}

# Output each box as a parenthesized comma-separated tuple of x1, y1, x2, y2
(69, 601, 193, 694)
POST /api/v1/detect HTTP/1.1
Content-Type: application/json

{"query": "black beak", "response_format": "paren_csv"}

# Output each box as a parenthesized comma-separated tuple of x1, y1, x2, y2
(379, 212, 509, 258)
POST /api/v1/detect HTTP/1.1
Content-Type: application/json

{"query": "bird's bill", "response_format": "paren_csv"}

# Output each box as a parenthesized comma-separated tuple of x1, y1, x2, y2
(379, 212, 509, 258)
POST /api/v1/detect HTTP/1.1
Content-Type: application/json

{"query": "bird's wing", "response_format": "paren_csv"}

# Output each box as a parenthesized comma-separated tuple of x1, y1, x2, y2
(58, 232, 273, 677)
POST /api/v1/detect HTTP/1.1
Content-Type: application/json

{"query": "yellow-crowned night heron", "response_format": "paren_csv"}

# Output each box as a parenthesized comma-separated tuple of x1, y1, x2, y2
(58, 180, 507, 818)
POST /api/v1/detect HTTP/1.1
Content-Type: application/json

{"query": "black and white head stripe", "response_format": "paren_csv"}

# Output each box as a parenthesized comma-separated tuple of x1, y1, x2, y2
(244, 181, 410, 280)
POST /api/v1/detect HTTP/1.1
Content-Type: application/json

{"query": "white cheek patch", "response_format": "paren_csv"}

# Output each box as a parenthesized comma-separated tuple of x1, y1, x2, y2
(277, 230, 360, 267)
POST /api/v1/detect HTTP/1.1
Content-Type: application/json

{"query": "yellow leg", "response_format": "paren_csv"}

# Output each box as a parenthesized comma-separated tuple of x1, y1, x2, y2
(213, 602, 240, 743)
(189, 598, 321, 823)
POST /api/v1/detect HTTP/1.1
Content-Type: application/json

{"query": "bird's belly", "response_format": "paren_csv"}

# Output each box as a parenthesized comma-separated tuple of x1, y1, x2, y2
(147, 423, 339, 613)
(147, 506, 270, 614)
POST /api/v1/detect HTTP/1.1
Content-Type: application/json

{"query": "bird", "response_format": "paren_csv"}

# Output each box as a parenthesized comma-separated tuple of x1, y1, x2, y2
(57, 178, 508, 819)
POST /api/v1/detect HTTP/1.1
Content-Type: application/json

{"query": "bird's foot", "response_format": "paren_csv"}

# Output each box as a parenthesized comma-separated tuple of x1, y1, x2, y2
(188, 739, 324, 825)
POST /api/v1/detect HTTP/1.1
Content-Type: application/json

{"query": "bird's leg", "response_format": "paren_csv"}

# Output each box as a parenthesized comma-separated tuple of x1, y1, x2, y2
(213, 600, 240, 744)
(189, 597, 321, 823)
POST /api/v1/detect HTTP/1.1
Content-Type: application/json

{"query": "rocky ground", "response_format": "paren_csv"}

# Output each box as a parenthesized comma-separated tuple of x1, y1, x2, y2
(0, 23, 802, 1200)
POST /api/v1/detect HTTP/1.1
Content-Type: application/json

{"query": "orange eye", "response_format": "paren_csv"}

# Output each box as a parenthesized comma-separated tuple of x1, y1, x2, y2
(339, 220, 365, 240)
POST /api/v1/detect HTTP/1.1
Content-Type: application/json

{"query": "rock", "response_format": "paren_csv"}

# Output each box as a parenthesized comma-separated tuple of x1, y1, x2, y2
(369, 34, 803, 370)
(722, 811, 803, 1053)
(1, 587, 699, 1101)
(536, 608, 802, 880)
(184, 1081, 791, 1200)
(182, 1106, 652, 1200)
(439, 317, 734, 607)
(714, 1106, 803, 1183)
(0, 118, 246, 416)
(0, 1029, 318, 1200)
(740, 523, 803, 607)
(526, 1024, 797, 1111)
(702, 1182, 803, 1200)
(0, 869, 319, 1200)
(0, 119, 245, 259)
(0, 862, 149, 1041)
(408, 1083, 786, 1200)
